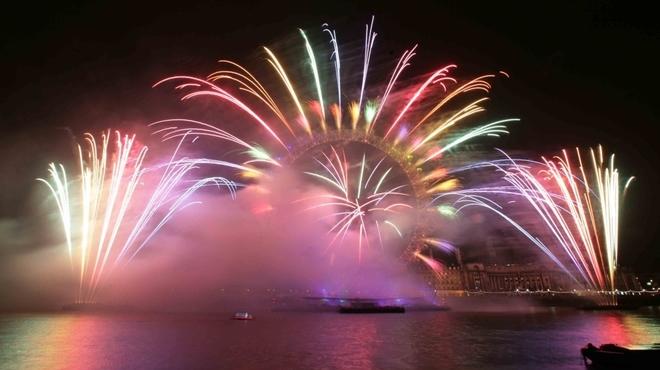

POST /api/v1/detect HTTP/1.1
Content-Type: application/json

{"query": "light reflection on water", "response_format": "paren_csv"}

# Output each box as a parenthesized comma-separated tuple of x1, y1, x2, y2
(1, 308, 659, 370)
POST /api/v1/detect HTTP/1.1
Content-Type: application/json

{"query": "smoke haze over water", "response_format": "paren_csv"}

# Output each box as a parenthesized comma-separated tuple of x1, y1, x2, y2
(0, 165, 431, 312)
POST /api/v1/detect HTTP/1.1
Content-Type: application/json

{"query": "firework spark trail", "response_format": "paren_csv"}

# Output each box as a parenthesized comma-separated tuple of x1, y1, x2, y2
(358, 15, 377, 119)
(39, 164, 73, 264)
(154, 76, 290, 150)
(410, 97, 487, 152)
(442, 147, 633, 301)
(422, 238, 456, 254)
(418, 119, 517, 165)
(149, 119, 280, 168)
(383, 64, 457, 139)
(453, 194, 579, 282)
(263, 47, 312, 136)
(408, 75, 494, 137)
(369, 45, 417, 132)
(209, 60, 295, 136)
(414, 251, 445, 277)
(322, 24, 342, 128)
(39, 130, 243, 302)
(300, 29, 326, 129)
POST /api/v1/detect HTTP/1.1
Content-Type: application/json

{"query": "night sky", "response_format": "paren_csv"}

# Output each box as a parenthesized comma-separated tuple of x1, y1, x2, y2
(1, 1, 658, 270)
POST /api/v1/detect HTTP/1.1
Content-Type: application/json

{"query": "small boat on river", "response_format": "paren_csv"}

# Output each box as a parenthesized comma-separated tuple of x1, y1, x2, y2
(581, 343, 660, 368)
(338, 301, 405, 314)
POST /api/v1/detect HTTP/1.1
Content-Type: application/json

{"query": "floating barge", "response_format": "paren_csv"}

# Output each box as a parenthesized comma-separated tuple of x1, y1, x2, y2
(338, 301, 405, 314)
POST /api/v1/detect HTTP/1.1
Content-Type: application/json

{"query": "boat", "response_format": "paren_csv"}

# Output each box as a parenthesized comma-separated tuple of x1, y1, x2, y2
(339, 305, 405, 313)
(338, 301, 405, 314)
(581, 343, 660, 368)
(303, 296, 409, 313)
(231, 312, 254, 320)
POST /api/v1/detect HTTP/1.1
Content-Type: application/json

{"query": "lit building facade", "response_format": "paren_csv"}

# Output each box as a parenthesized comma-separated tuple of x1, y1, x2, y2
(461, 263, 575, 291)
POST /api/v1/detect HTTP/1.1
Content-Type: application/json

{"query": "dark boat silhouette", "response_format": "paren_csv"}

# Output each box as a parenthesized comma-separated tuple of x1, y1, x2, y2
(338, 301, 405, 313)
(325, 299, 405, 314)
(303, 296, 449, 313)
(581, 343, 660, 368)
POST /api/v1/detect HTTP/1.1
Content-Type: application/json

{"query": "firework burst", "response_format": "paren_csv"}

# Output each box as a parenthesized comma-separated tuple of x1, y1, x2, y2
(301, 146, 414, 261)
(38, 130, 246, 302)
(442, 146, 634, 302)
(152, 18, 517, 260)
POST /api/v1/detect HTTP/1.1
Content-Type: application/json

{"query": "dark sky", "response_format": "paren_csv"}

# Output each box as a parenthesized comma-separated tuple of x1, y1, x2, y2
(1, 1, 658, 270)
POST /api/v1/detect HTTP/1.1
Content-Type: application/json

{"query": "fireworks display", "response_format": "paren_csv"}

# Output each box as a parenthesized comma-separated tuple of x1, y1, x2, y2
(152, 17, 517, 260)
(38, 130, 243, 302)
(443, 146, 634, 301)
(36, 18, 636, 304)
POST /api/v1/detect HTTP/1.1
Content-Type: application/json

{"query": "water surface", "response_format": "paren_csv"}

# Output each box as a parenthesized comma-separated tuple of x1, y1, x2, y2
(1, 308, 659, 369)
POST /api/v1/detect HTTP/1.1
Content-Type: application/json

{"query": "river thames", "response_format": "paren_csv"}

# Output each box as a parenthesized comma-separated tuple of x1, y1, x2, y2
(1, 307, 659, 370)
